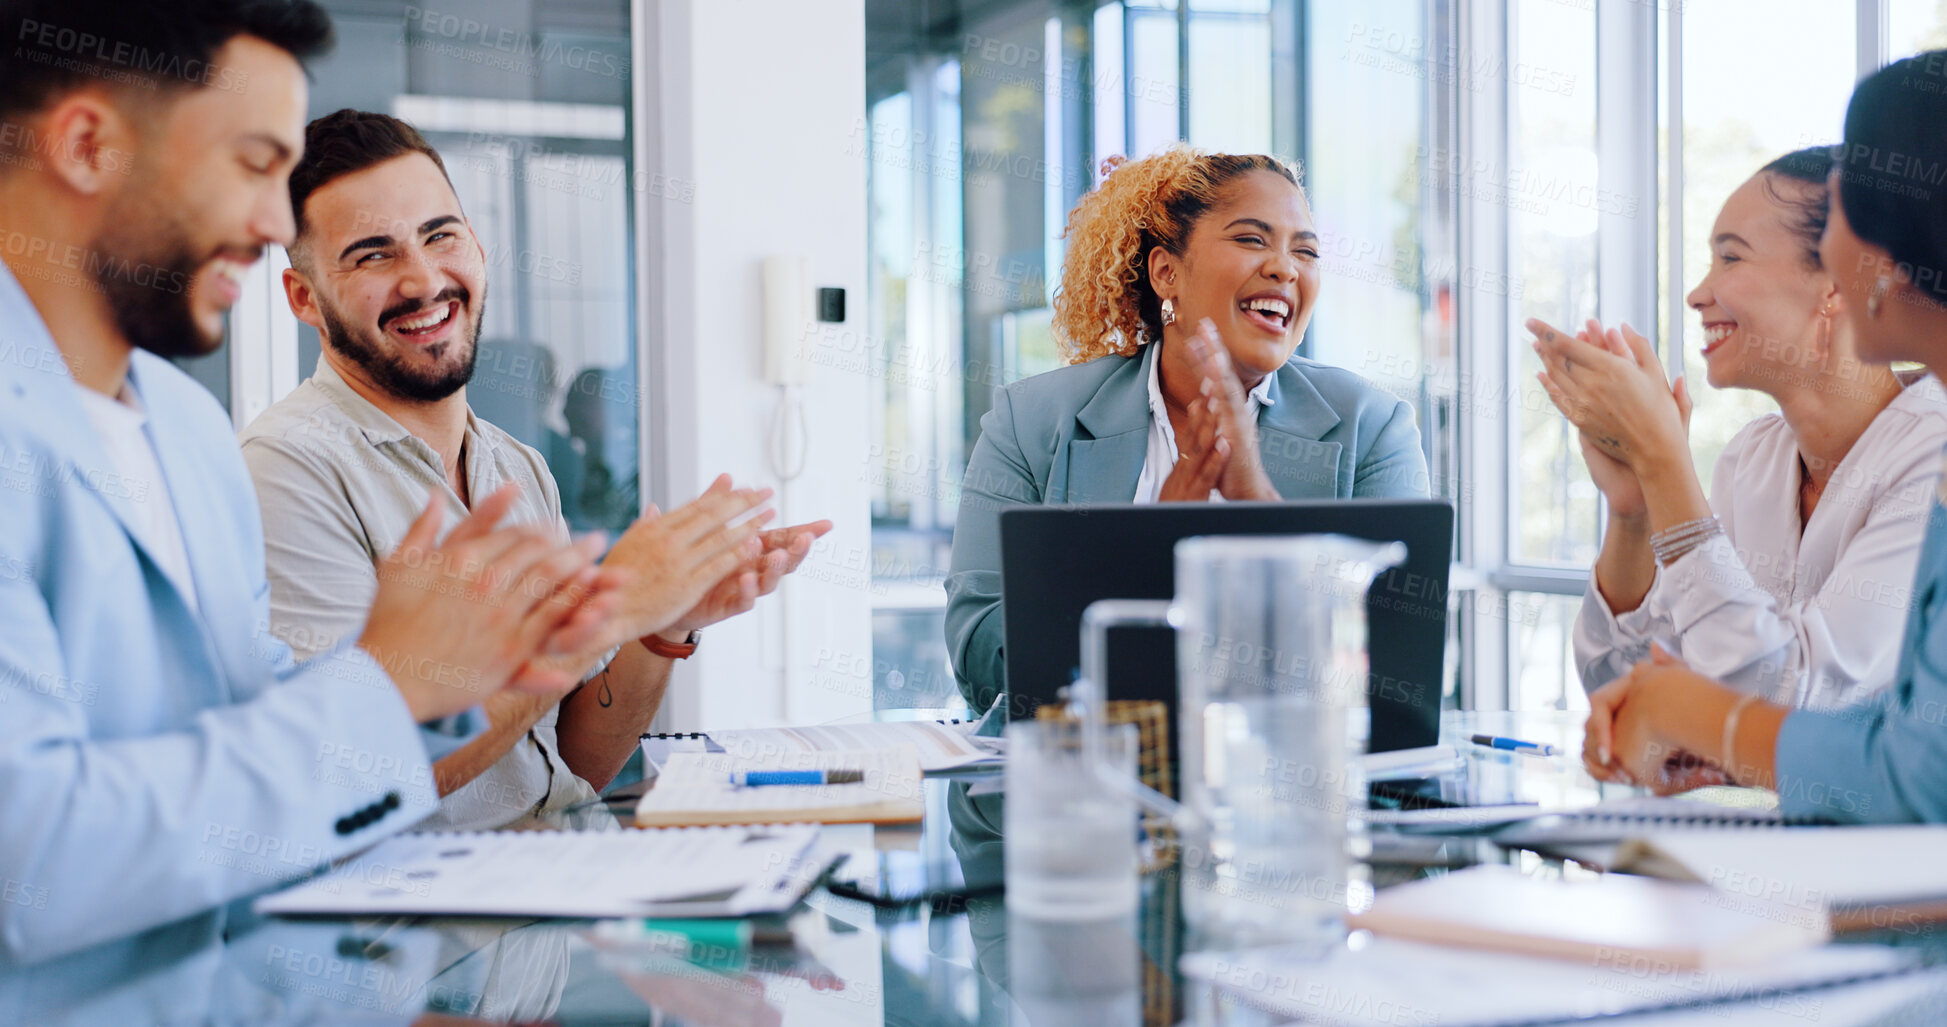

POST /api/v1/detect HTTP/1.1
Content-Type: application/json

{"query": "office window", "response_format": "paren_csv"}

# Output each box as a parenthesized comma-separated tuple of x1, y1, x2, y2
(1187, 1, 1273, 154)
(1891, 0, 1947, 59)
(1507, 0, 1599, 570)
(1511, 592, 1587, 712)
(1126, 1, 1183, 158)
(1671, 1, 1853, 491)
(1304, 0, 1444, 489)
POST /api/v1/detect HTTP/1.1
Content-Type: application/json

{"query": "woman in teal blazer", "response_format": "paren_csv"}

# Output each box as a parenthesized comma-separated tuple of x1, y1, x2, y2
(945, 146, 1430, 710)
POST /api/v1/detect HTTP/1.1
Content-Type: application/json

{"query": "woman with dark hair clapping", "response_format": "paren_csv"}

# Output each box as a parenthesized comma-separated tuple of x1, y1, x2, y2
(1583, 52, 1947, 822)
(1536, 147, 1947, 716)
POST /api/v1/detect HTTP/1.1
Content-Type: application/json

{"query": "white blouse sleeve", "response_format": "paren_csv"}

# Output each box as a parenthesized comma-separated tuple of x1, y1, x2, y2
(1573, 568, 1674, 693)
(1571, 421, 1760, 695)
(1657, 418, 1944, 709)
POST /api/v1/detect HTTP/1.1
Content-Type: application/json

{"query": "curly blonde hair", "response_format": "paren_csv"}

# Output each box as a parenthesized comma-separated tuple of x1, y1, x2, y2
(1052, 145, 1304, 364)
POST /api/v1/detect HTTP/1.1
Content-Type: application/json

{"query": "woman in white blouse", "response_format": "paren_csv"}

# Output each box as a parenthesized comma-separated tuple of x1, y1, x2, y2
(1532, 147, 1947, 712)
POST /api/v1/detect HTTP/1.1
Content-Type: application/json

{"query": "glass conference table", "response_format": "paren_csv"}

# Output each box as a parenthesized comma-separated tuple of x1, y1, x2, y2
(19, 712, 1947, 1026)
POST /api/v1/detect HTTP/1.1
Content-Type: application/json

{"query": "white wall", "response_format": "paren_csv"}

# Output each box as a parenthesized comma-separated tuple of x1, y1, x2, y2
(644, 0, 873, 729)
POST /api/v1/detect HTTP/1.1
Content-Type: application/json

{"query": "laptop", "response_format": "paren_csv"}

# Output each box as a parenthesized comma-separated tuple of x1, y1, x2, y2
(998, 500, 1453, 753)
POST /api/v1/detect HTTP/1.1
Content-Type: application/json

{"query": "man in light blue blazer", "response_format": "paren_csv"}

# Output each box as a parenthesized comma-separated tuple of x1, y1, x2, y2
(945, 147, 1429, 711)
(0, 0, 618, 989)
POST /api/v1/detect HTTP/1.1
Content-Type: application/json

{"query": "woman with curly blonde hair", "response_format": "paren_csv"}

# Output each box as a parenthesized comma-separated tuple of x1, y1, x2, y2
(944, 144, 1429, 709)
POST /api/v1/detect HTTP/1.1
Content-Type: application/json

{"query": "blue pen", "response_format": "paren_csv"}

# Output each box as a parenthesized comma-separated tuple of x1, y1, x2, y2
(1470, 733, 1558, 757)
(729, 769, 865, 787)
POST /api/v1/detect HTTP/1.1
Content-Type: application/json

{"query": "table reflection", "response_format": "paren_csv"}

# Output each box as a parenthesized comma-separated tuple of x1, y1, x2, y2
(13, 713, 1943, 1025)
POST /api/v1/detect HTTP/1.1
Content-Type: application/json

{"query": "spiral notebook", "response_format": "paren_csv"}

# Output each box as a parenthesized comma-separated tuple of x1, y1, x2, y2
(255, 824, 825, 919)
(1488, 791, 1833, 850)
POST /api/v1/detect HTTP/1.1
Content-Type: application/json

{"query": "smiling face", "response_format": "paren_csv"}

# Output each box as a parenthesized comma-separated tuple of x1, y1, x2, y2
(1150, 169, 1321, 380)
(285, 152, 486, 403)
(90, 35, 306, 357)
(1684, 172, 1837, 391)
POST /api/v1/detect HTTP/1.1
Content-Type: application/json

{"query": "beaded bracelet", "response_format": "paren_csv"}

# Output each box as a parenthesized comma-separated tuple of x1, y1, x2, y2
(1650, 514, 1723, 567)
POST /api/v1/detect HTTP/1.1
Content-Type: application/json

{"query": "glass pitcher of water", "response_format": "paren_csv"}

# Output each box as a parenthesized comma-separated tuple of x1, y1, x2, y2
(1068, 534, 1405, 954)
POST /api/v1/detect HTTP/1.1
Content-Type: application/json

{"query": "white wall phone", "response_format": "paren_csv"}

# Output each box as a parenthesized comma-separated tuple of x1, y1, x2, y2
(762, 255, 812, 387)
(761, 255, 811, 479)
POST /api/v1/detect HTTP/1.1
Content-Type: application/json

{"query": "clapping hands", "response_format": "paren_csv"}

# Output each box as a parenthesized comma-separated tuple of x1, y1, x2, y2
(1157, 319, 1281, 503)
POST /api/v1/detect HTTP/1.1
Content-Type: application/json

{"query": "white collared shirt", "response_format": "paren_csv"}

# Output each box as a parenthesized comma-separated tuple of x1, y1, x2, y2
(73, 382, 197, 612)
(1131, 341, 1277, 504)
(1576, 374, 1947, 711)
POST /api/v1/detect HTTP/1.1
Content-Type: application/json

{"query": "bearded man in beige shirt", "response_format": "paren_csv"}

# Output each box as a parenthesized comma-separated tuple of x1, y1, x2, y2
(242, 110, 830, 829)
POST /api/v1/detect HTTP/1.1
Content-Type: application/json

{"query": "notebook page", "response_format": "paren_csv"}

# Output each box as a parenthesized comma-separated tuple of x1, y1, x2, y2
(709, 722, 1000, 772)
(1182, 937, 1916, 1027)
(638, 746, 925, 821)
(255, 825, 820, 918)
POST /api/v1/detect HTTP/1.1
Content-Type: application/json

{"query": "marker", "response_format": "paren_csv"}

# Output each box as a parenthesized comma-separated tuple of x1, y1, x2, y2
(628, 918, 794, 949)
(729, 769, 865, 787)
(593, 918, 797, 972)
(1470, 734, 1558, 757)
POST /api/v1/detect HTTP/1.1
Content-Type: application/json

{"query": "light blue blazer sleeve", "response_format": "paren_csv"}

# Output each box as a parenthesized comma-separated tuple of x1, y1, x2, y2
(944, 350, 1429, 710)
(1775, 497, 1947, 823)
(0, 349, 444, 969)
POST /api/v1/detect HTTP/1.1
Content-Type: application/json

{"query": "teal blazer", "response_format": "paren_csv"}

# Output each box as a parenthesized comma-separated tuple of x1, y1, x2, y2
(944, 349, 1430, 710)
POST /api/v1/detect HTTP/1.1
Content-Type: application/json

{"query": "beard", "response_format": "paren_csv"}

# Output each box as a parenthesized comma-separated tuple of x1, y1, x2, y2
(90, 187, 226, 360)
(318, 287, 483, 403)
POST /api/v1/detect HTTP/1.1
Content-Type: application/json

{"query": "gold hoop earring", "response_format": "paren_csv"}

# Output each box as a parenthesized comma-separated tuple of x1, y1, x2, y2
(1867, 276, 1890, 319)
(1161, 297, 1177, 327)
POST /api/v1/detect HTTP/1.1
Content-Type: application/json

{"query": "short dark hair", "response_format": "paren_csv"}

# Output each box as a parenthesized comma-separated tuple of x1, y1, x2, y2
(287, 109, 455, 256)
(0, 0, 333, 121)
(1758, 146, 1835, 272)
(1837, 51, 1947, 307)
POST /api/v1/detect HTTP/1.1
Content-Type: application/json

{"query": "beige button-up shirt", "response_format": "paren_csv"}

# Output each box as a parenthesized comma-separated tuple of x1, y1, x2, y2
(239, 360, 600, 831)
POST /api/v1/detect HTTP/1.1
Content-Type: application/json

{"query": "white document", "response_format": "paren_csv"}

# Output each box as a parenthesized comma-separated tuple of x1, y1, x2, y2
(255, 825, 823, 919)
(1182, 937, 1919, 1027)
(709, 721, 1003, 773)
(635, 745, 925, 827)
(1616, 825, 1947, 907)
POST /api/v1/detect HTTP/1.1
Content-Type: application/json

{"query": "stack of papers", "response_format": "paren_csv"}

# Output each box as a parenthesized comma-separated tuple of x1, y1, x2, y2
(255, 825, 823, 919)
